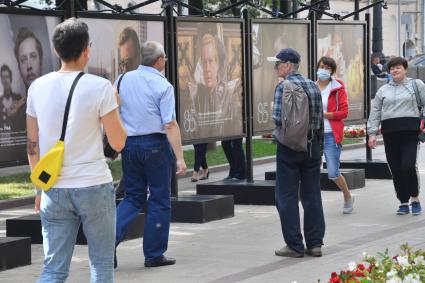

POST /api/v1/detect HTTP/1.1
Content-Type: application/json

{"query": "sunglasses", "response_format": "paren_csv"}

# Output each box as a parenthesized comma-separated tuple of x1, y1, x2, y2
(274, 61, 288, 68)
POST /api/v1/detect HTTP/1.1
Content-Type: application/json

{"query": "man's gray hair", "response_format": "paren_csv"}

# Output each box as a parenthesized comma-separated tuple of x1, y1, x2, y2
(289, 63, 300, 72)
(141, 41, 165, 66)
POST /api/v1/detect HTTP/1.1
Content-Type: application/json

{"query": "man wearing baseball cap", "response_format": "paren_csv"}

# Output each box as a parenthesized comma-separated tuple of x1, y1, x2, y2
(268, 48, 326, 258)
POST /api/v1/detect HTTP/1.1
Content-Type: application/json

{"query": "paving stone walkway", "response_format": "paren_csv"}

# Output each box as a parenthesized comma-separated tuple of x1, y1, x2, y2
(0, 143, 424, 282)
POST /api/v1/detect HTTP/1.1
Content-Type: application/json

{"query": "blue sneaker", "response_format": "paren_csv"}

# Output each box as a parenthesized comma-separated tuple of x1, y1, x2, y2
(396, 205, 410, 215)
(411, 202, 422, 216)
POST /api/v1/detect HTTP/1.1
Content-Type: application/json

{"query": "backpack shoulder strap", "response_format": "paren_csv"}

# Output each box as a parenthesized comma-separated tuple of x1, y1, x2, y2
(60, 72, 84, 141)
(117, 72, 127, 94)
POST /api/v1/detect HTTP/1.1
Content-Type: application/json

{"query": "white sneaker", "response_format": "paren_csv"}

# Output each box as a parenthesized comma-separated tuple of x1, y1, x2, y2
(343, 196, 354, 214)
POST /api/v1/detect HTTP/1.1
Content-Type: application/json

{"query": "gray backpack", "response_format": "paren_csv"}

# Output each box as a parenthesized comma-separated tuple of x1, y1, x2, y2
(272, 80, 310, 152)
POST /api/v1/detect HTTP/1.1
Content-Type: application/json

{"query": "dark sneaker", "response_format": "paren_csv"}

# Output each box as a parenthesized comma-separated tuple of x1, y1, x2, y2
(305, 246, 322, 257)
(396, 205, 410, 215)
(145, 256, 176, 267)
(411, 202, 422, 216)
(274, 246, 304, 258)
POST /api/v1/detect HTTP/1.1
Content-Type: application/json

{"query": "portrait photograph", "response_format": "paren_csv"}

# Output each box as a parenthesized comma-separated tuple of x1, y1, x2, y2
(0, 12, 60, 167)
(176, 20, 244, 143)
(251, 22, 310, 134)
(82, 17, 164, 85)
(318, 23, 365, 123)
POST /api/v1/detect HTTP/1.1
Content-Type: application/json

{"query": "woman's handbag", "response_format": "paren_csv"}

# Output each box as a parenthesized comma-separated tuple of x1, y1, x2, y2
(30, 72, 84, 191)
(103, 73, 126, 159)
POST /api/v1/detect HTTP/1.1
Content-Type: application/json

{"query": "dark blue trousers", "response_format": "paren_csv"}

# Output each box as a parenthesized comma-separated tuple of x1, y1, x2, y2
(193, 143, 208, 172)
(221, 138, 246, 179)
(275, 138, 325, 254)
(116, 134, 173, 262)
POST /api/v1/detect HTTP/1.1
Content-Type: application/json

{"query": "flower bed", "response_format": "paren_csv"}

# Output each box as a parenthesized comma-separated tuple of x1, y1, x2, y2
(344, 126, 366, 138)
(328, 244, 425, 283)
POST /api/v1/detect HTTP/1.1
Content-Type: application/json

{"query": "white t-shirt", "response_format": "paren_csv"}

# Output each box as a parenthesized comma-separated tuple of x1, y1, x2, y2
(321, 83, 333, 133)
(27, 71, 118, 188)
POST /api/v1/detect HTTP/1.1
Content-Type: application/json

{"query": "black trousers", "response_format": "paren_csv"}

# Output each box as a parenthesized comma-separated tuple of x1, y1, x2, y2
(193, 143, 208, 172)
(383, 131, 420, 203)
(221, 138, 246, 179)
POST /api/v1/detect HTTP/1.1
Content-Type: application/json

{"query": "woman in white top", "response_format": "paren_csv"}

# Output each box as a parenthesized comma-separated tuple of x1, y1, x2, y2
(315, 56, 353, 214)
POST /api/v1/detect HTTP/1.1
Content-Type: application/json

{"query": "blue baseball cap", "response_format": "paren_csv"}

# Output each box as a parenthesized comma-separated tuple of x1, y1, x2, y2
(267, 48, 301, 64)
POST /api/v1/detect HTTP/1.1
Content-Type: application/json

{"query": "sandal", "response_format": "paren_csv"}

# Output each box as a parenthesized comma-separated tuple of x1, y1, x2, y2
(191, 172, 199, 182)
(199, 169, 209, 180)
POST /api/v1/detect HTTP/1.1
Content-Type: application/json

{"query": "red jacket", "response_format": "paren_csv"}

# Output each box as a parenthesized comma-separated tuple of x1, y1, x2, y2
(323, 79, 348, 144)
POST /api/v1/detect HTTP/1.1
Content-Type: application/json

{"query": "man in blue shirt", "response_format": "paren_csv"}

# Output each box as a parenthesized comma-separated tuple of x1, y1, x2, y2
(268, 48, 325, 258)
(115, 41, 187, 268)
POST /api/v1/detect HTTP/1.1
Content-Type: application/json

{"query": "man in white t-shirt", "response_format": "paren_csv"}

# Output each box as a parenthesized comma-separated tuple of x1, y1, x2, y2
(26, 18, 127, 283)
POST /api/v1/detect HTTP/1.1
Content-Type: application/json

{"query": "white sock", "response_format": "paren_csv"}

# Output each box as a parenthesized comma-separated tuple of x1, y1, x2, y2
(401, 202, 409, 206)
(411, 197, 419, 203)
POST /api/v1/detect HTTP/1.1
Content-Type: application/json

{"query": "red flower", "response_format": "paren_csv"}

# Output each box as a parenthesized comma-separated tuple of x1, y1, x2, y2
(357, 263, 365, 271)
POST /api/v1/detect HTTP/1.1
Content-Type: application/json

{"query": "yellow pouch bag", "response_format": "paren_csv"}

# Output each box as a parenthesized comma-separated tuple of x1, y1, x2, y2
(30, 72, 84, 191)
(30, 141, 64, 190)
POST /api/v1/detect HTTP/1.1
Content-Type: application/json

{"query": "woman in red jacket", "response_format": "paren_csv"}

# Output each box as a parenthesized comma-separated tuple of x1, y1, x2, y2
(316, 56, 354, 214)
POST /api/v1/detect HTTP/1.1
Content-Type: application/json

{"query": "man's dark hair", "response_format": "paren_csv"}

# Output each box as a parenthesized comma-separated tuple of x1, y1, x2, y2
(317, 56, 337, 75)
(14, 27, 43, 62)
(0, 64, 12, 81)
(52, 18, 89, 62)
(119, 27, 141, 56)
(387, 56, 408, 70)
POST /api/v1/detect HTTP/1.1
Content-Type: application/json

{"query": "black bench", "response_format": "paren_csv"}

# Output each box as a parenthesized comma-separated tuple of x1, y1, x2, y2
(0, 237, 31, 271)
(265, 168, 365, 191)
(6, 213, 145, 245)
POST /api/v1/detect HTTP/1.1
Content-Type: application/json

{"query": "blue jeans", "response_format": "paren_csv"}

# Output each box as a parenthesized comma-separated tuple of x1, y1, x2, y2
(116, 134, 173, 262)
(38, 183, 116, 283)
(323, 132, 342, 180)
(275, 137, 325, 254)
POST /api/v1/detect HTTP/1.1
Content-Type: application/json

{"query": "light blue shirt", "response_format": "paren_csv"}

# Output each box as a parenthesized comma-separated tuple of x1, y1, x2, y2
(115, 65, 176, 136)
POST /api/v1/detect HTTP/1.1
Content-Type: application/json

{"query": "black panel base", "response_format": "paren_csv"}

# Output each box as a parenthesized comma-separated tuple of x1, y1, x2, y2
(0, 237, 31, 271)
(6, 213, 145, 245)
(266, 160, 391, 180)
(265, 171, 276, 180)
(171, 195, 234, 223)
(196, 180, 276, 205)
(320, 169, 365, 191)
(332, 160, 391, 179)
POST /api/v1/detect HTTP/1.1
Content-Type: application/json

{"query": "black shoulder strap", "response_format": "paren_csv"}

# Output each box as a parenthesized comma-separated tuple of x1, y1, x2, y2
(60, 72, 84, 141)
(117, 72, 127, 94)
(412, 79, 422, 108)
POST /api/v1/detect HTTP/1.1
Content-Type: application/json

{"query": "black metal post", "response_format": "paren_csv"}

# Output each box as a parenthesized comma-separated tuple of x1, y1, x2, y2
(310, 10, 317, 80)
(272, 0, 278, 16)
(354, 0, 360, 20)
(365, 13, 372, 161)
(280, 0, 290, 15)
(292, 0, 298, 18)
(243, 8, 253, 183)
(165, 3, 179, 197)
(372, 1, 384, 60)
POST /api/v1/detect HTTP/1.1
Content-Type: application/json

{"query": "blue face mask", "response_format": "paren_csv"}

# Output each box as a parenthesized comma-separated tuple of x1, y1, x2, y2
(317, 68, 331, 81)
